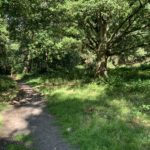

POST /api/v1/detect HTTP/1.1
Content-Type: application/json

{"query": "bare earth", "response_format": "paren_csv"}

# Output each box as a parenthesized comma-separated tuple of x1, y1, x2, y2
(0, 82, 75, 150)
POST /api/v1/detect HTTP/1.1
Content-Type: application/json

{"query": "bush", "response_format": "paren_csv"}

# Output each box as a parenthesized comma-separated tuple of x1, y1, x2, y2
(0, 76, 15, 92)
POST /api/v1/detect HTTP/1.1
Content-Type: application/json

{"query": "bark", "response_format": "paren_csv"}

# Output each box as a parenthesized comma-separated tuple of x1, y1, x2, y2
(95, 13, 109, 78)
(96, 55, 108, 78)
(23, 53, 31, 73)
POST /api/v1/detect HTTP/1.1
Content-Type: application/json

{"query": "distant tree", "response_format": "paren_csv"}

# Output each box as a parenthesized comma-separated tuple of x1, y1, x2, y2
(3, 0, 81, 73)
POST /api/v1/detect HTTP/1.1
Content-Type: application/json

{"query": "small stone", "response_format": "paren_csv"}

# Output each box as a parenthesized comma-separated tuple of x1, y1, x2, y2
(66, 127, 72, 132)
(11, 100, 20, 105)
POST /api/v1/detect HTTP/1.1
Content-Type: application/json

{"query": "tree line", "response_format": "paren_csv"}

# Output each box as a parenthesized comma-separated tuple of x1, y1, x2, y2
(0, 0, 150, 77)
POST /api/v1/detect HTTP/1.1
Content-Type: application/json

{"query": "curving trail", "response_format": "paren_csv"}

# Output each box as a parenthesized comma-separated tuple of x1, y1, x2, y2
(0, 82, 75, 150)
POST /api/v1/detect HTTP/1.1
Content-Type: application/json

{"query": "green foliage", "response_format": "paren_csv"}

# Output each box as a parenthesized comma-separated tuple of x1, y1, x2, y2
(65, 0, 150, 76)
(0, 76, 16, 126)
(0, 76, 16, 91)
(1, 0, 83, 73)
(7, 145, 31, 150)
(1, 0, 149, 75)
(0, 11, 10, 74)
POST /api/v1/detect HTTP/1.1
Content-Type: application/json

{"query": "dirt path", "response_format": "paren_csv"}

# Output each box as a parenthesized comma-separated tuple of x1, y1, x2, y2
(0, 82, 75, 150)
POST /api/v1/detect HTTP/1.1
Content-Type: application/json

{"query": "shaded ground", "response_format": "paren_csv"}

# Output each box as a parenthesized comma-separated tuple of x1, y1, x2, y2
(0, 82, 75, 150)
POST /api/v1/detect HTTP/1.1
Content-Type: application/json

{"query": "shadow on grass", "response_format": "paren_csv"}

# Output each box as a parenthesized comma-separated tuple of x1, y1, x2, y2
(109, 64, 150, 82)
(0, 135, 34, 150)
(46, 94, 149, 150)
(21, 64, 150, 86)
(48, 66, 149, 150)
(20, 66, 94, 87)
(44, 65, 150, 149)
(106, 65, 150, 115)
(19, 64, 150, 150)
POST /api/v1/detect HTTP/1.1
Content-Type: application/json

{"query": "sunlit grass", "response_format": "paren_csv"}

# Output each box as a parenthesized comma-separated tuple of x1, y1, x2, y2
(0, 103, 9, 126)
(22, 66, 150, 150)
(0, 113, 3, 127)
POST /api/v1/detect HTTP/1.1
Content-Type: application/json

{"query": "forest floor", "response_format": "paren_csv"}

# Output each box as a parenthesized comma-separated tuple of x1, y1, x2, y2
(0, 81, 75, 150)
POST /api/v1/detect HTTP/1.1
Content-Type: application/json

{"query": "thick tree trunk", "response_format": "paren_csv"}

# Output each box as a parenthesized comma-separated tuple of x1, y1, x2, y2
(95, 55, 108, 78)
(95, 13, 108, 78)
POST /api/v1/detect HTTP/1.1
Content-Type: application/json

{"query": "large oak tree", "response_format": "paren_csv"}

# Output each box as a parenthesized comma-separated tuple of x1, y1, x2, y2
(65, 0, 150, 77)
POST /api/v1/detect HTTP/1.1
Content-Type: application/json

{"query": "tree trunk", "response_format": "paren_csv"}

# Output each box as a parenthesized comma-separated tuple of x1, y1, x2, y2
(95, 55, 108, 78)
(95, 13, 108, 78)
(23, 53, 31, 74)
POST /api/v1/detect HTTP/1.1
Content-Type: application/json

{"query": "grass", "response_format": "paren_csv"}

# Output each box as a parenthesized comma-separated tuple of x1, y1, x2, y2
(0, 75, 17, 126)
(22, 65, 150, 150)
(0, 75, 18, 102)
(0, 103, 9, 127)
(6, 134, 35, 150)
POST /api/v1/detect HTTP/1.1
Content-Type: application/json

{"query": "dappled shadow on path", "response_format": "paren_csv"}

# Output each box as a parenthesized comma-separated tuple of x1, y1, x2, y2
(0, 83, 75, 150)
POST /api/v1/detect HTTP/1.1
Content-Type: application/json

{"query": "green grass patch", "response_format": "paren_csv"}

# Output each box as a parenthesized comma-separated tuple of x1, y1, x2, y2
(22, 65, 150, 150)
(7, 145, 31, 150)
(0, 75, 16, 92)
(0, 75, 18, 126)
(0, 75, 18, 102)
(7, 134, 35, 150)
(0, 103, 9, 126)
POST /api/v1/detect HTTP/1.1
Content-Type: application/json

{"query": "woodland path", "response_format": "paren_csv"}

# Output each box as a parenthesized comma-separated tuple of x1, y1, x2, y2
(0, 82, 75, 150)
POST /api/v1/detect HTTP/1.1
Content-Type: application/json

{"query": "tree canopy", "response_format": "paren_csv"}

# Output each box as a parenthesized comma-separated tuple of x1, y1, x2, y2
(0, 0, 150, 76)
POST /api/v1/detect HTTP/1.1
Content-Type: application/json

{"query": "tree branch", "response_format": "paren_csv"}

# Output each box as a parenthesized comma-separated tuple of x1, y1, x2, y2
(108, 23, 150, 49)
(108, 0, 148, 44)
